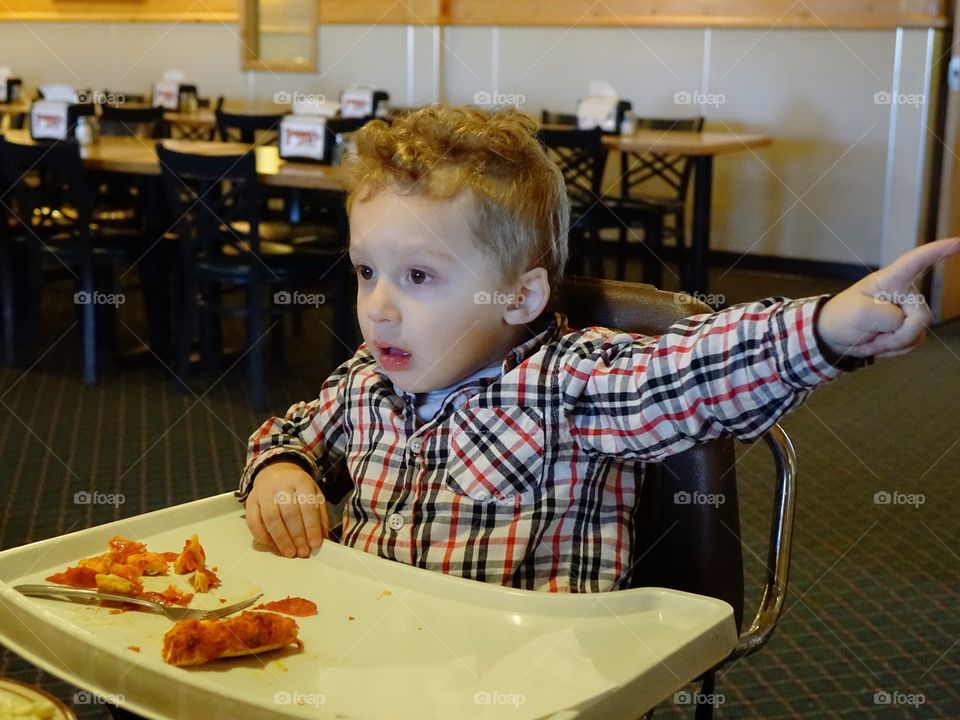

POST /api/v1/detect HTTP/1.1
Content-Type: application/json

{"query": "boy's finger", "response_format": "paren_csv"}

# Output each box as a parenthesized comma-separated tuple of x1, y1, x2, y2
(277, 494, 311, 557)
(875, 299, 931, 354)
(872, 237, 960, 290)
(245, 502, 274, 549)
(261, 500, 297, 557)
(300, 495, 326, 549)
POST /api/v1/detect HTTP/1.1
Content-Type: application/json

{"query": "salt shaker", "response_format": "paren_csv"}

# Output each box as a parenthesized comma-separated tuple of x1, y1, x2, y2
(75, 117, 92, 145)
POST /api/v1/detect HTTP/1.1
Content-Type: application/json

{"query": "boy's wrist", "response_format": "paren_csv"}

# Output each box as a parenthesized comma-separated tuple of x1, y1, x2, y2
(238, 449, 319, 502)
(812, 296, 873, 371)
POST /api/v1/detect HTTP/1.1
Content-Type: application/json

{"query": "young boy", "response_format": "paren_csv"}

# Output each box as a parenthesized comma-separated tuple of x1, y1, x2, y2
(238, 105, 959, 593)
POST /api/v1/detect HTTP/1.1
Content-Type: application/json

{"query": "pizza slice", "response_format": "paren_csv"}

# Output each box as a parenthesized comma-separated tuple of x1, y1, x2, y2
(162, 611, 302, 667)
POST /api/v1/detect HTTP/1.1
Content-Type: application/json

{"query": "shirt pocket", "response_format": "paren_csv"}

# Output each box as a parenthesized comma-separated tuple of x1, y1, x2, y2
(444, 406, 545, 502)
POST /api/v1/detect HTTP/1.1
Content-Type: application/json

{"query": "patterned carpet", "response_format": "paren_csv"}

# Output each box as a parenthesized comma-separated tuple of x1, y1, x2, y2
(0, 260, 958, 719)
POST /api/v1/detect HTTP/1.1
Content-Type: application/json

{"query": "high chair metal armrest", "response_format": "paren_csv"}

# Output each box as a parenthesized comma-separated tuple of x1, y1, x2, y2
(728, 423, 797, 660)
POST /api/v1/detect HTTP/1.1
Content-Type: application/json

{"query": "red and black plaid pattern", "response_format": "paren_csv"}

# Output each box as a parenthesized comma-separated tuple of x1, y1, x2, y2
(240, 297, 845, 592)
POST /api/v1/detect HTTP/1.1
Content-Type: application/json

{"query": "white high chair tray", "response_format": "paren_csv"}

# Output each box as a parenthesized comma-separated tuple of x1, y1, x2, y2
(0, 493, 737, 719)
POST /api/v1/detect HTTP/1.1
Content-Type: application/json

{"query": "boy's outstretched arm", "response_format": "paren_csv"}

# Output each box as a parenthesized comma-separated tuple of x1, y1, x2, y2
(819, 237, 960, 359)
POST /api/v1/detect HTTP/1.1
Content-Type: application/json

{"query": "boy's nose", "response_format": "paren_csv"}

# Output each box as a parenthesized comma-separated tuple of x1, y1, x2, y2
(365, 282, 400, 323)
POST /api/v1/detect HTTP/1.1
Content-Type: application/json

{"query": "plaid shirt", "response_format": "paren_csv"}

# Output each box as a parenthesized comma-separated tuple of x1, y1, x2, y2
(239, 297, 849, 592)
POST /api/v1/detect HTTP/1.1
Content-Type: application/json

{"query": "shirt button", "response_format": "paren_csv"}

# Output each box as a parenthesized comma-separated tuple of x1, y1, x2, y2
(409, 438, 422, 454)
(387, 513, 405, 531)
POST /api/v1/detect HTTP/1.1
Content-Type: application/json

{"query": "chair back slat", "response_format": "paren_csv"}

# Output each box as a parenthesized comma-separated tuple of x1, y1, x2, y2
(621, 116, 704, 201)
(0, 138, 92, 247)
(539, 127, 607, 211)
(156, 144, 263, 268)
(99, 105, 164, 139)
(215, 109, 284, 145)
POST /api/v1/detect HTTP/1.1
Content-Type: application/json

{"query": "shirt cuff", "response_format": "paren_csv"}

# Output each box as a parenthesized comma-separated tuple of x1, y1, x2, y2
(773, 296, 868, 390)
(811, 295, 875, 372)
(235, 447, 320, 503)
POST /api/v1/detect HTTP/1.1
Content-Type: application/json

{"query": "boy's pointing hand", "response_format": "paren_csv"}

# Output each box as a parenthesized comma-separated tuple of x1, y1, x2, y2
(818, 237, 960, 359)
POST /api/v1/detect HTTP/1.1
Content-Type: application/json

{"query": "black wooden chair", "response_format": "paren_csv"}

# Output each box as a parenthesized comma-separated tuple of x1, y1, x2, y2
(615, 117, 705, 285)
(556, 276, 797, 719)
(156, 143, 352, 409)
(540, 126, 663, 284)
(98, 105, 164, 138)
(215, 108, 284, 145)
(541, 109, 578, 126)
(0, 137, 156, 383)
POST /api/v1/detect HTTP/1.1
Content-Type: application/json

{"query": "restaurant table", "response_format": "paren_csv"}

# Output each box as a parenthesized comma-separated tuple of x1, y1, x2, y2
(0, 129, 342, 190)
(603, 129, 772, 295)
(0, 100, 28, 131)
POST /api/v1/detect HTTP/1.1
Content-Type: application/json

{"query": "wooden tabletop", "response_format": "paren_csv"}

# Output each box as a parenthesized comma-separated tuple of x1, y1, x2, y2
(0, 100, 28, 115)
(0, 130, 343, 191)
(607, 129, 771, 156)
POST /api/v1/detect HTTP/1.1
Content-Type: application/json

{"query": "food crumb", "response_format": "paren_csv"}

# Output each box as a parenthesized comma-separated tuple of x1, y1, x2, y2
(127, 646, 140, 652)
(219, 598, 227, 604)
(347, 616, 355, 621)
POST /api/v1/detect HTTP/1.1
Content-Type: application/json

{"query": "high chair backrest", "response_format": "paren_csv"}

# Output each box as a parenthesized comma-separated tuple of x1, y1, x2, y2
(555, 275, 746, 630)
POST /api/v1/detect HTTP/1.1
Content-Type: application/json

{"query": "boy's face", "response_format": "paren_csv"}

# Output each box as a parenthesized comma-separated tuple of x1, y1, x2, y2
(349, 189, 523, 393)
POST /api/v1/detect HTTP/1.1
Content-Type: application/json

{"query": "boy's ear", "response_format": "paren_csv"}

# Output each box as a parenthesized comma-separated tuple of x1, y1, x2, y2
(502, 267, 551, 325)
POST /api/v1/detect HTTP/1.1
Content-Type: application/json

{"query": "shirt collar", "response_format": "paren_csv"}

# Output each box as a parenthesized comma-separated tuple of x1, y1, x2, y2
(503, 312, 568, 371)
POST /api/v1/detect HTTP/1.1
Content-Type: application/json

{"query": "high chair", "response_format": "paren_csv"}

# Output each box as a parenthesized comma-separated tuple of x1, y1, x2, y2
(556, 276, 797, 719)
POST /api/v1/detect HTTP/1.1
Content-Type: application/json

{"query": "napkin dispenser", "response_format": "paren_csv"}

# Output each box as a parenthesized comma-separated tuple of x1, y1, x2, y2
(30, 101, 72, 141)
(152, 81, 198, 111)
(339, 87, 389, 119)
(0, 76, 21, 104)
(576, 96, 632, 133)
(279, 115, 328, 163)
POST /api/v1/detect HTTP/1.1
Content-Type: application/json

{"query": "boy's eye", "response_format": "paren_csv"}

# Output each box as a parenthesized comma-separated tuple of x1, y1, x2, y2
(408, 269, 429, 285)
(355, 264, 373, 280)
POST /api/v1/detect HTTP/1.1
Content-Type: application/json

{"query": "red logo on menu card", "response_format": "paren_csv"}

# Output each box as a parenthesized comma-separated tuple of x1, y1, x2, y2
(285, 128, 320, 147)
(37, 113, 64, 129)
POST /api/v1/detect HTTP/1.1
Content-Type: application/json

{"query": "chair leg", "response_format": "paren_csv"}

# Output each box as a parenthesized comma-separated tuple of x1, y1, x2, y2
(246, 284, 266, 411)
(641, 214, 665, 287)
(21, 246, 42, 366)
(199, 280, 221, 371)
(175, 270, 196, 392)
(673, 210, 688, 290)
(79, 272, 97, 385)
(694, 671, 715, 720)
(0, 242, 17, 367)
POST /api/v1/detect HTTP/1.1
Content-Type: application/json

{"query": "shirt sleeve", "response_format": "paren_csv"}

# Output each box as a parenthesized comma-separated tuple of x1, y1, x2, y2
(560, 296, 854, 460)
(235, 358, 353, 502)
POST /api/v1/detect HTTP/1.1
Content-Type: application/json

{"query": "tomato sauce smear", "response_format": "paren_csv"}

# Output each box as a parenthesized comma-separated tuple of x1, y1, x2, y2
(254, 597, 318, 617)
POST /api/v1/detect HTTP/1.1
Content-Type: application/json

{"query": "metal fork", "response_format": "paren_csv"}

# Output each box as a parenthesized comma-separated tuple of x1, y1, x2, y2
(15, 584, 264, 621)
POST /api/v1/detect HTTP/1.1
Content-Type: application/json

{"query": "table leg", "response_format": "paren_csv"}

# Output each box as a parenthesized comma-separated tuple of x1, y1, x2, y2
(687, 156, 714, 296)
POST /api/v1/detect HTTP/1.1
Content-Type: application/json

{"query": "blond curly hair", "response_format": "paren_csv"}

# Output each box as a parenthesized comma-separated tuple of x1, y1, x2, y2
(343, 105, 569, 288)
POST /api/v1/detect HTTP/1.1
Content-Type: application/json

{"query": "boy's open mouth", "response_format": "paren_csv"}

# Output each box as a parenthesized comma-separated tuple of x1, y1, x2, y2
(374, 343, 412, 371)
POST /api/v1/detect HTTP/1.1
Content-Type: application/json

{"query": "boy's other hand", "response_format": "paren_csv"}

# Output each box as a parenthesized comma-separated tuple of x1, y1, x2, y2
(818, 237, 960, 359)
(244, 461, 329, 558)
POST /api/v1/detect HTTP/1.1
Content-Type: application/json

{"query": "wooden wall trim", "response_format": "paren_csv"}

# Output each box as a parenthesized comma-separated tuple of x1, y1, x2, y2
(447, 0, 950, 30)
(0, 0, 949, 29)
(0, 0, 236, 23)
